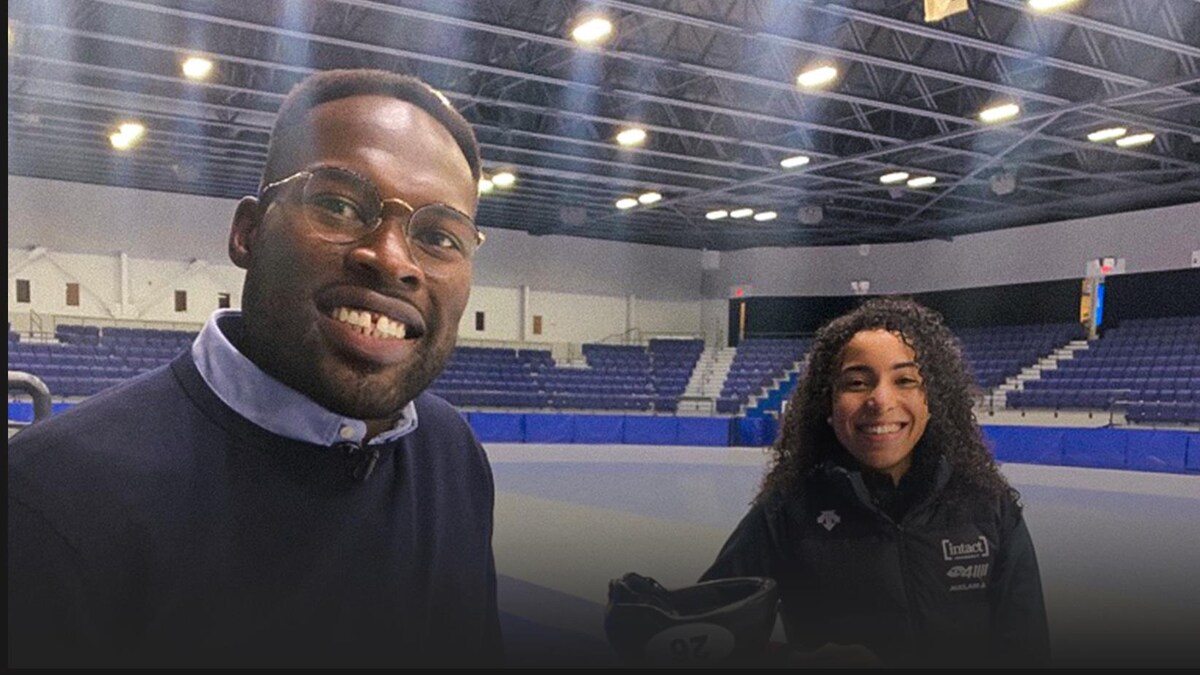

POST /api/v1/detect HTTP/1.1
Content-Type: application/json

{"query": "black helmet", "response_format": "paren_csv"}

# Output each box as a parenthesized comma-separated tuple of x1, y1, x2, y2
(604, 573, 779, 667)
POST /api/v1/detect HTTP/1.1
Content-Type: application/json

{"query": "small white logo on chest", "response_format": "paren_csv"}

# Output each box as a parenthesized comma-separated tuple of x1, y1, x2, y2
(817, 510, 841, 531)
(941, 536, 990, 561)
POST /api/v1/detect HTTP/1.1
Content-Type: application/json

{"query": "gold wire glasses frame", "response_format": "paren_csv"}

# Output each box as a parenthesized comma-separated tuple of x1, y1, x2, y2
(259, 166, 485, 265)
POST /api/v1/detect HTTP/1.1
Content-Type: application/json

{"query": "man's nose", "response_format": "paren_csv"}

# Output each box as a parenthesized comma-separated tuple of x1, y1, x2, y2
(348, 216, 425, 283)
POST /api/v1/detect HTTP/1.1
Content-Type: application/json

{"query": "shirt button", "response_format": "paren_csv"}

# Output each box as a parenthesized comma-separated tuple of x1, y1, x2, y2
(339, 425, 356, 440)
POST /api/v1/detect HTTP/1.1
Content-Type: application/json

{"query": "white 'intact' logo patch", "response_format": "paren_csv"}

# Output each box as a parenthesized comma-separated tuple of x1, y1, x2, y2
(941, 536, 990, 561)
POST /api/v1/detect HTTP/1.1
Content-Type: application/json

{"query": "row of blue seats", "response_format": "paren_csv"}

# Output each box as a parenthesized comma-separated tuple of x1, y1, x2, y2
(1124, 402, 1200, 424)
(539, 372, 652, 382)
(433, 391, 675, 412)
(1054, 356, 1200, 367)
(1014, 387, 1200, 402)
(1007, 390, 1195, 410)
(31, 376, 128, 397)
(1104, 325, 1198, 334)
(9, 363, 155, 378)
(960, 338, 1064, 349)
(12, 345, 182, 360)
(1087, 345, 1199, 355)
(1028, 377, 1199, 390)
(1120, 316, 1200, 327)
(10, 354, 172, 368)
(961, 346, 1047, 356)
(1042, 366, 1200, 378)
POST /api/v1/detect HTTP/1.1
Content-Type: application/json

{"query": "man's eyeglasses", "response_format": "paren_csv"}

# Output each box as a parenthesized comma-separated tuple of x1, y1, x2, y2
(259, 166, 485, 269)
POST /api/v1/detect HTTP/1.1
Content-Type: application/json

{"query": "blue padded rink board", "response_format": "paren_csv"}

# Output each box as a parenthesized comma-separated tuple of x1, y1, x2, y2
(488, 443, 1200, 668)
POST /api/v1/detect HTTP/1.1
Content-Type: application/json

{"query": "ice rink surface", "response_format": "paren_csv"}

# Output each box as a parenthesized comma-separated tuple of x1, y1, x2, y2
(488, 444, 1200, 667)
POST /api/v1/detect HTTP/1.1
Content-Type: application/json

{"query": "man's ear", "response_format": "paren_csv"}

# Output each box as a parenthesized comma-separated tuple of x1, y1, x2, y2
(229, 196, 262, 269)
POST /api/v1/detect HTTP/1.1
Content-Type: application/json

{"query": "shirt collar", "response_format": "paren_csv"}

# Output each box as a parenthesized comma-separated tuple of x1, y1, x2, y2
(192, 309, 418, 446)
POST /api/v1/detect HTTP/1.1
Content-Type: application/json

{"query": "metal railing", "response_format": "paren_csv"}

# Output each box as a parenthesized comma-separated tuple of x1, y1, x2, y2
(8, 370, 52, 431)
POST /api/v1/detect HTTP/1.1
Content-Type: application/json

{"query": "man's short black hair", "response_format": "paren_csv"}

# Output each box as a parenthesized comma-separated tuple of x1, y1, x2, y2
(262, 68, 481, 187)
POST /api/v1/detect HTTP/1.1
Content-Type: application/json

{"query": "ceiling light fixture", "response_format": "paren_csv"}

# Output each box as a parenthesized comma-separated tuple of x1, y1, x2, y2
(616, 197, 638, 210)
(109, 121, 146, 150)
(907, 176, 937, 188)
(109, 132, 135, 150)
(491, 171, 516, 187)
(880, 171, 909, 184)
(1087, 127, 1127, 143)
(637, 191, 662, 205)
(118, 122, 145, 141)
(181, 56, 213, 80)
(798, 205, 824, 225)
(753, 211, 777, 222)
(796, 65, 838, 88)
(616, 127, 646, 146)
(730, 208, 754, 219)
(979, 103, 1020, 123)
(571, 17, 614, 45)
(780, 155, 811, 169)
(989, 171, 1017, 196)
(1114, 132, 1155, 148)
(705, 210, 728, 220)
(1028, 0, 1079, 11)
(478, 178, 494, 194)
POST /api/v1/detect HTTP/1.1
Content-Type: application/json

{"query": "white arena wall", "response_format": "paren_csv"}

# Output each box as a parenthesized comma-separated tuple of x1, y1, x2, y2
(8, 175, 1200, 344)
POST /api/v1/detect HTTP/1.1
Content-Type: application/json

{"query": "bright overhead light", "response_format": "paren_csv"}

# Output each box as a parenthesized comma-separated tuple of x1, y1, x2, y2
(705, 210, 728, 220)
(571, 17, 613, 45)
(637, 191, 662, 205)
(109, 132, 135, 150)
(181, 56, 213, 80)
(110, 121, 146, 149)
(478, 178, 494, 194)
(979, 103, 1020, 123)
(780, 154, 811, 169)
(730, 208, 754, 219)
(118, 122, 145, 140)
(491, 171, 516, 187)
(796, 65, 838, 88)
(753, 211, 777, 222)
(1028, 0, 1079, 11)
(616, 197, 638, 210)
(880, 171, 910, 184)
(1087, 127, 1127, 143)
(907, 176, 937, 188)
(616, 127, 647, 146)
(1115, 132, 1155, 148)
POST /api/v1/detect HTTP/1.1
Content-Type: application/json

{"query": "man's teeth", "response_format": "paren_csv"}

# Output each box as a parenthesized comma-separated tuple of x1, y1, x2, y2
(861, 423, 902, 434)
(332, 307, 407, 340)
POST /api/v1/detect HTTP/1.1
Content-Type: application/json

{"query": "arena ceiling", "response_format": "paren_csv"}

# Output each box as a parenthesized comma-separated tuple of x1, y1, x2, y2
(7, 0, 1200, 250)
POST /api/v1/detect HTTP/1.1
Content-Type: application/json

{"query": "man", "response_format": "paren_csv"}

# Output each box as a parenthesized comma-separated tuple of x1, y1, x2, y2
(9, 69, 502, 667)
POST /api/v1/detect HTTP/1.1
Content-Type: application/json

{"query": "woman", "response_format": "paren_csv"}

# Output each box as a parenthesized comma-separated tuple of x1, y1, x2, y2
(702, 297, 1050, 667)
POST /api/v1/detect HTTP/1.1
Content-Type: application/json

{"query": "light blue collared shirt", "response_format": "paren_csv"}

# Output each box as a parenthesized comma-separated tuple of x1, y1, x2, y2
(192, 309, 418, 446)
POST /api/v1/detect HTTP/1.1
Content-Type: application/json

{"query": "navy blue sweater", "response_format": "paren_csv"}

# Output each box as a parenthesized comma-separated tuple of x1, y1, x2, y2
(8, 353, 502, 667)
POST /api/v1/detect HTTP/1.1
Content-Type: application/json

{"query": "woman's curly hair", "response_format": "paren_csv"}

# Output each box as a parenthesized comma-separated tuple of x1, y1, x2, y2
(759, 297, 1016, 509)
